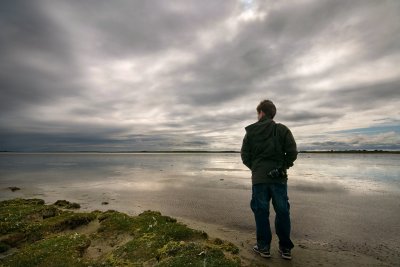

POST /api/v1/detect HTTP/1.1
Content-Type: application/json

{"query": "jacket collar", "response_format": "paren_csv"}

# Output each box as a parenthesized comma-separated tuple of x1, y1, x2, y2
(245, 116, 274, 131)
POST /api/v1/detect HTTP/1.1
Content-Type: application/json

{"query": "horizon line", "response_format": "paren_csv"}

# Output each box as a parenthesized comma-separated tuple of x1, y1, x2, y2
(0, 150, 399, 154)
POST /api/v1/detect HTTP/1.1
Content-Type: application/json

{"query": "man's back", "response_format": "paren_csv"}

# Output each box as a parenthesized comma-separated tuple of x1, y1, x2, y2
(241, 116, 297, 185)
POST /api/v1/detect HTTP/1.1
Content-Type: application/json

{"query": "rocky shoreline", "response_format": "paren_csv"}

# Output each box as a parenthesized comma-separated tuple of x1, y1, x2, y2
(0, 198, 240, 266)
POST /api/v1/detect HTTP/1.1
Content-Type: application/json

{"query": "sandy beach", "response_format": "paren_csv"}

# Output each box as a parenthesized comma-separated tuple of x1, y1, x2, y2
(2, 183, 400, 266)
(178, 189, 400, 266)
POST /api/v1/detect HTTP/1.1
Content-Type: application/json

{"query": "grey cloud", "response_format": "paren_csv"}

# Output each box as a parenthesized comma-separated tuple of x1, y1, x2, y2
(52, 0, 235, 57)
(0, 65, 82, 113)
(0, 1, 70, 56)
(321, 79, 400, 110)
(0, 1, 82, 113)
(0, 132, 123, 152)
(1, 0, 399, 151)
(183, 140, 210, 147)
(169, 1, 367, 106)
(281, 111, 342, 124)
(0, 131, 207, 152)
(169, 50, 267, 107)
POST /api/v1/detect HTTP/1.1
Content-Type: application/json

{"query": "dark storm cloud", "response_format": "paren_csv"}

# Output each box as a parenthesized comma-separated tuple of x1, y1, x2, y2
(317, 79, 400, 110)
(0, 0, 233, 109)
(0, 0, 399, 151)
(52, 0, 234, 57)
(171, 0, 400, 108)
(171, 19, 294, 106)
(0, 1, 70, 55)
(0, 130, 208, 152)
(0, 131, 121, 152)
(0, 0, 81, 113)
(281, 111, 342, 124)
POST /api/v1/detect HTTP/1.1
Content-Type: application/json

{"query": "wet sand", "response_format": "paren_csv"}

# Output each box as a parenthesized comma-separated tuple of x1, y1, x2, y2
(176, 188, 400, 266)
(2, 182, 400, 266)
(1, 153, 399, 265)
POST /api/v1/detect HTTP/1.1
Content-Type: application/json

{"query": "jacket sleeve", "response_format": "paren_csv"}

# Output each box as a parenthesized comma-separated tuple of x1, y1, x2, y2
(241, 133, 252, 169)
(283, 128, 297, 169)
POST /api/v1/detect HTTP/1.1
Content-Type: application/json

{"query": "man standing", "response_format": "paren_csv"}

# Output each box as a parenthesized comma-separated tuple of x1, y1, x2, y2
(241, 99, 297, 260)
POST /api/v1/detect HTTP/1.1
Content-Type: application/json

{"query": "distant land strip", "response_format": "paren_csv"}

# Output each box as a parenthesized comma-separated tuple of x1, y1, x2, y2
(299, 150, 400, 154)
(0, 150, 399, 154)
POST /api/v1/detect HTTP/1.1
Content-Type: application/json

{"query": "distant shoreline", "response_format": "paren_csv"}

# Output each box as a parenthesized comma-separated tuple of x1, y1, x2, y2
(299, 150, 400, 154)
(0, 150, 399, 154)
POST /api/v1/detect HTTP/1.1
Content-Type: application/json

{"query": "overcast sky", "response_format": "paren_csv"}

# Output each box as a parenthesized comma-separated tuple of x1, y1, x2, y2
(1, 0, 399, 151)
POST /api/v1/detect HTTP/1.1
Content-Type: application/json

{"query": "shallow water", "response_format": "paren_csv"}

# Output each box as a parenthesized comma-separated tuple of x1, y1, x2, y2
(0, 152, 399, 227)
(290, 153, 400, 194)
(1, 152, 398, 194)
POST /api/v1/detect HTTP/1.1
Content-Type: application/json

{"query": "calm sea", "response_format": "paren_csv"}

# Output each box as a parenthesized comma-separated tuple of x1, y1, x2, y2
(1, 152, 399, 192)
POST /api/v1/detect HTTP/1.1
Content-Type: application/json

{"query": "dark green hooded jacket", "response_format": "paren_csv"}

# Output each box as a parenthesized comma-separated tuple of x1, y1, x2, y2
(241, 117, 297, 185)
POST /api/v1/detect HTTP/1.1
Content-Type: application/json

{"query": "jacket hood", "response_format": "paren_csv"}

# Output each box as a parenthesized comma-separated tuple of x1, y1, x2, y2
(245, 117, 275, 136)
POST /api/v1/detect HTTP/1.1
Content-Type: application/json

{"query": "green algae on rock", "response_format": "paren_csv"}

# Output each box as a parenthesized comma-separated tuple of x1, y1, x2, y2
(0, 198, 96, 248)
(1, 234, 91, 267)
(53, 200, 81, 209)
(0, 199, 240, 266)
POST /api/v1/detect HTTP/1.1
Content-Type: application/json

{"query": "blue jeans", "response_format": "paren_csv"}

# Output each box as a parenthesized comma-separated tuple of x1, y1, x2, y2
(250, 183, 294, 250)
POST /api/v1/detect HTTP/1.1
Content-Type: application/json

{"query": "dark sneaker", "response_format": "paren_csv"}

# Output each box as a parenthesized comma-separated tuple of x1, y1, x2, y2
(279, 247, 292, 260)
(253, 245, 271, 258)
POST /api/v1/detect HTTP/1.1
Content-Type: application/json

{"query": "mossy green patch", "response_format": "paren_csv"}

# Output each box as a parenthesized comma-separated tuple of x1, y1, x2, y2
(104, 211, 237, 266)
(212, 238, 240, 254)
(0, 233, 91, 267)
(95, 210, 207, 264)
(97, 210, 136, 234)
(0, 198, 96, 247)
(0, 199, 241, 266)
(157, 241, 240, 267)
(22, 212, 96, 243)
(0, 199, 46, 234)
(131, 210, 207, 241)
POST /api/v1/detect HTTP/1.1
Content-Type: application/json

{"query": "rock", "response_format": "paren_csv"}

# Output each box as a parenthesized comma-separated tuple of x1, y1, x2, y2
(8, 186, 20, 192)
(54, 200, 70, 206)
(42, 206, 58, 219)
(68, 203, 81, 209)
(54, 200, 81, 209)
(101, 202, 109, 205)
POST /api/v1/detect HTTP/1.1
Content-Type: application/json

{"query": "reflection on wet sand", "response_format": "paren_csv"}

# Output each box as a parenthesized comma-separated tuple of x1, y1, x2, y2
(1, 153, 400, 265)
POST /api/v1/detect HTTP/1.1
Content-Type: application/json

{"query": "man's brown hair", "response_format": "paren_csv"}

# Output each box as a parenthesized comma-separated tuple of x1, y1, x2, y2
(257, 100, 276, 119)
